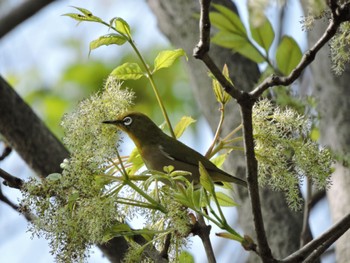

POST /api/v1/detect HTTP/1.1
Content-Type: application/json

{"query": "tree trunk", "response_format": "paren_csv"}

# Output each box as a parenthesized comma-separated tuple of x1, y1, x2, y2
(147, 0, 304, 261)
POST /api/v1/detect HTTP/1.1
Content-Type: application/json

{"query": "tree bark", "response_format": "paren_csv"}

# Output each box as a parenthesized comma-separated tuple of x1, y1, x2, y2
(0, 76, 68, 176)
(147, 0, 304, 261)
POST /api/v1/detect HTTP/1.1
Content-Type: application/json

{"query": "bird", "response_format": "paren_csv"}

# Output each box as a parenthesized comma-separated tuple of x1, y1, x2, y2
(103, 112, 247, 187)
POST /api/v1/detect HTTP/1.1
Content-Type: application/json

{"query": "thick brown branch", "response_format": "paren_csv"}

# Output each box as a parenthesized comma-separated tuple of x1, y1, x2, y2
(0, 0, 55, 38)
(0, 76, 69, 177)
(240, 102, 275, 263)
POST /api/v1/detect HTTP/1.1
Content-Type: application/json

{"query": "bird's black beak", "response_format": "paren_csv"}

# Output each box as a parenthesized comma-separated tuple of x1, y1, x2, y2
(102, 120, 121, 126)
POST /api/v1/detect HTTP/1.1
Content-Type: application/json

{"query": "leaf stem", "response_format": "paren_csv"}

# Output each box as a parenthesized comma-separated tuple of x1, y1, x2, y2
(128, 40, 176, 138)
(205, 105, 225, 158)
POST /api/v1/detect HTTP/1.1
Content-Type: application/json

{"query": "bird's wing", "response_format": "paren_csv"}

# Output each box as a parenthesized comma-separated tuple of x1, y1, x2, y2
(159, 139, 220, 172)
(158, 139, 247, 187)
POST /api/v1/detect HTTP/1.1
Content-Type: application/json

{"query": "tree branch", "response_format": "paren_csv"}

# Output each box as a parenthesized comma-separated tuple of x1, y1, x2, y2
(193, 1, 275, 261)
(282, 212, 350, 263)
(240, 102, 275, 263)
(193, 214, 217, 263)
(0, 76, 69, 177)
(0, 183, 34, 221)
(0, 144, 12, 160)
(0, 168, 24, 189)
(0, 0, 55, 38)
(250, 1, 350, 98)
(193, 0, 243, 100)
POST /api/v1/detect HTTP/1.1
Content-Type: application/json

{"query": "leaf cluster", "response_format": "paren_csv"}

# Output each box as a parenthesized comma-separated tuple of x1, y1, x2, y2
(210, 4, 302, 76)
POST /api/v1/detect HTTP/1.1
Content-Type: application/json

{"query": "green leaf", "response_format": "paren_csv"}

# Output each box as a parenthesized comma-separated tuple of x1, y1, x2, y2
(153, 49, 187, 72)
(250, 15, 275, 54)
(127, 147, 144, 174)
(115, 18, 131, 38)
(192, 189, 202, 210)
(211, 32, 265, 63)
(163, 165, 175, 173)
(211, 31, 247, 49)
(215, 192, 238, 207)
(72, 6, 93, 16)
(178, 251, 195, 263)
(63, 7, 102, 23)
(110, 62, 144, 80)
(46, 173, 62, 181)
(210, 153, 228, 168)
(174, 116, 196, 139)
(173, 186, 193, 208)
(102, 223, 132, 242)
(276, 36, 302, 75)
(89, 34, 127, 53)
(199, 162, 215, 194)
(310, 126, 320, 141)
(211, 64, 232, 104)
(235, 42, 266, 63)
(211, 4, 247, 36)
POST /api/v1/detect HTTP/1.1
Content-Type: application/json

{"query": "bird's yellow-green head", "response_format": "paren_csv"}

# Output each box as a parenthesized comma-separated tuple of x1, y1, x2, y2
(103, 112, 164, 148)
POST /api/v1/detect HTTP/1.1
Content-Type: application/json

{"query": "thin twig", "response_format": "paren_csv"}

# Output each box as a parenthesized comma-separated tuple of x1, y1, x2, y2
(205, 106, 225, 158)
(0, 185, 34, 221)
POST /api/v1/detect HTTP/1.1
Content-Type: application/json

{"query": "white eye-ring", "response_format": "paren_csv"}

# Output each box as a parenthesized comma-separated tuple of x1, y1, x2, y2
(123, 116, 133, 126)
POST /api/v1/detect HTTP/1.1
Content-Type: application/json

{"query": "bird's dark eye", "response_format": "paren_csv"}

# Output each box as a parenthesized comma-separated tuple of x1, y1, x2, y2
(123, 116, 133, 126)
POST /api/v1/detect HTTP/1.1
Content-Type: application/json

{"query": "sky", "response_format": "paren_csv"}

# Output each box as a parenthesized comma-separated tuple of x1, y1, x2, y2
(0, 0, 334, 263)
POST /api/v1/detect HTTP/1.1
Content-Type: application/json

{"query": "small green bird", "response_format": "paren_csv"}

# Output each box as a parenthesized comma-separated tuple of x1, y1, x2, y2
(103, 112, 247, 187)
